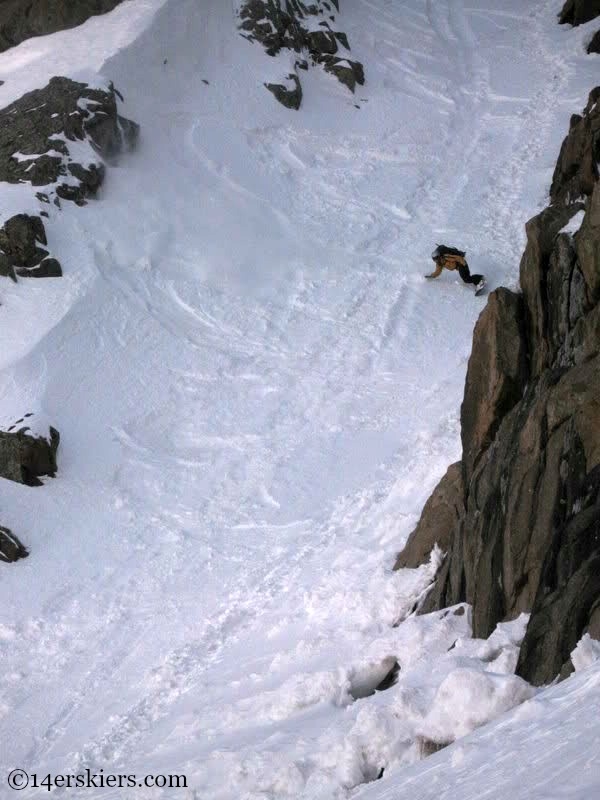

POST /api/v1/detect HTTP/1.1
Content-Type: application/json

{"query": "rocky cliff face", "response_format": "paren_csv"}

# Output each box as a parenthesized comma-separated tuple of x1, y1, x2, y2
(238, 0, 364, 109)
(0, 0, 124, 52)
(395, 88, 600, 687)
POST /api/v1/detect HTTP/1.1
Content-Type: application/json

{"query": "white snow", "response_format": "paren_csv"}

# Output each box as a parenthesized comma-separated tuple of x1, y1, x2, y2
(10, 150, 64, 162)
(571, 633, 600, 672)
(0, 0, 599, 799)
(560, 208, 586, 234)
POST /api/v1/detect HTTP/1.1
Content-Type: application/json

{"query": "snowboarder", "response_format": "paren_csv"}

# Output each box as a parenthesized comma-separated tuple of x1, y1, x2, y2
(426, 245, 485, 294)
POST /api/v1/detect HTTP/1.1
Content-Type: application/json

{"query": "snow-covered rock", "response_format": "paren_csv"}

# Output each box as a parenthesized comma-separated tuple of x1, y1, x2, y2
(0, 420, 59, 486)
(238, 0, 364, 107)
(0, 525, 28, 562)
(0, 76, 138, 208)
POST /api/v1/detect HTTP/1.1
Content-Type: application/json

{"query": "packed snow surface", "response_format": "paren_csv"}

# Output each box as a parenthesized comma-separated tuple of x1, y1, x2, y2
(0, 0, 599, 798)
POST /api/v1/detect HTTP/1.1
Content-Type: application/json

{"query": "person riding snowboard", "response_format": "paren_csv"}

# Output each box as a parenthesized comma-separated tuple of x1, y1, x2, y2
(426, 245, 485, 293)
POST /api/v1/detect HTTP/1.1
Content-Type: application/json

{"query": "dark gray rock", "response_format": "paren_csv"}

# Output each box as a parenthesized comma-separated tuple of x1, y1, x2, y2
(0, 214, 48, 268)
(0, 0, 125, 53)
(334, 31, 350, 50)
(16, 257, 62, 278)
(307, 28, 339, 56)
(239, 0, 301, 55)
(0, 526, 28, 563)
(587, 29, 600, 52)
(0, 425, 59, 486)
(87, 113, 139, 163)
(322, 57, 365, 92)
(0, 214, 62, 279)
(559, 0, 600, 25)
(265, 73, 303, 110)
(0, 251, 17, 281)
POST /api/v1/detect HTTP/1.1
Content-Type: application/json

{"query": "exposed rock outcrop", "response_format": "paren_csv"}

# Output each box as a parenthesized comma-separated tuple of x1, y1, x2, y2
(0, 76, 138, 281)
(322, 57, 364, 93)
(0, 526, 28, 563)
(0, 0, 124, 52)
(0, 76, 138, 205)
(559, 0, 600, 26)
(587, 29, 600, 52)
(238, 0, 364, 109)
(0, 214, 61, 278)
(395, 87, 600, 686)
(0, 425, 59, 486)
(265, 73, 303, 110)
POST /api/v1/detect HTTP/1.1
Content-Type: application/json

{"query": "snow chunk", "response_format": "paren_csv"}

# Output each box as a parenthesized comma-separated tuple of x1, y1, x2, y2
(0, 623, 16, 642)
(559, 209, 585, 235)
(11, 150, 64, 162)
(571, 633, 600, 672)
(450, 613, 530, 674)
(418, 668, 535, 743)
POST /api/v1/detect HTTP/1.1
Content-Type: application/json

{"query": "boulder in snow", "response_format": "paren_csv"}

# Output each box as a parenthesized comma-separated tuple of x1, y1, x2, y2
(587, 29, 600, 52)
(559, 0, 600, 26)
(0, 526, 28, 563)
(0, 424, 60, 486)
(322, 57, 365, 93)
(0, 214, 62, 279)
(265, 73, 303, 110)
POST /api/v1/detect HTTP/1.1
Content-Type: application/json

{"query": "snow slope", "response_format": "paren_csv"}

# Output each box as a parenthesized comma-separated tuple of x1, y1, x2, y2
(0, 0, 599, 797)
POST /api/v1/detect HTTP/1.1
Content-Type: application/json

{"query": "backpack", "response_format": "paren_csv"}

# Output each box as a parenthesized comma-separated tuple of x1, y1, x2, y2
(432, 244, 466, 259)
